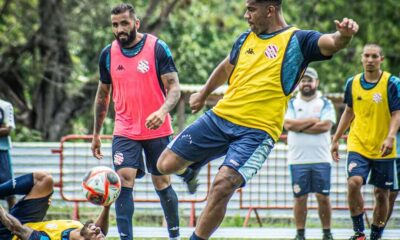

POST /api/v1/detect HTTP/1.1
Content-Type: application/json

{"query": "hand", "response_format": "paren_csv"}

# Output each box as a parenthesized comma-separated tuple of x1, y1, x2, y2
(334, 18, 359, 37)
(331, 140, 340, 162)
(91, 136, 103, 160)
(189, 92, 206, 114)
(380, 136, 395, 157)
(145, 109, 167, 130)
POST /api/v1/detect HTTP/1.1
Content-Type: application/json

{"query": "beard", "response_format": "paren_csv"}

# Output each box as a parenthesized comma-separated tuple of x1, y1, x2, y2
(115, 27, 136, 48)
(300, 87, 316, 97)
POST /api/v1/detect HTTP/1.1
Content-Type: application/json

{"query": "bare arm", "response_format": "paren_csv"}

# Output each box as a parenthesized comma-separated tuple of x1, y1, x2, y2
(331, 106, 354, 161)
(302, 120, 333, 134)
(0, 206, 33, 240)
(318, 18, 359, 56)
(380, 110, 400, 157)
(145, 72, 181, 130)
(91, 82, 111, 159)
(190, 56, 234, 113)
(94, 206, 110, 235)
(0, 126, 11, 137)
(283, 118, 319, 132)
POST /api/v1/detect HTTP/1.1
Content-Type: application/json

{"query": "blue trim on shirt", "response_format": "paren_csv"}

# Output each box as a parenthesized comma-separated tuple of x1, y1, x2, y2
(229, 31, 250, 65)
(344, 77, 354, 107)
(388, 75, 400, 112)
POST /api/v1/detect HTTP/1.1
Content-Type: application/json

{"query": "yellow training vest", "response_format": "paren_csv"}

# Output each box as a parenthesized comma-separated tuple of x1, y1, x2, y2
(347, 72, 396, 159)
(213, 27, 298, 142)
(12, 220, 83, 240)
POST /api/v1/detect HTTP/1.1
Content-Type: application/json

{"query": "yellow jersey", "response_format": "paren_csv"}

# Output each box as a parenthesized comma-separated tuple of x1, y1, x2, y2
(347, 72, 397, 159)
(12, 220, 83, 240)
(213, 27, 299, 142)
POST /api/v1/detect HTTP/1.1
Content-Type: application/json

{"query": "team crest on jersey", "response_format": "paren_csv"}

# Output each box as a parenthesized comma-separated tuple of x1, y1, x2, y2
(348, 161, 357, 172)
(137, 60, 150, 73)
(114, 151, 124, 165)
(265, 44, 279, 59)
(372, 93, 383, 103)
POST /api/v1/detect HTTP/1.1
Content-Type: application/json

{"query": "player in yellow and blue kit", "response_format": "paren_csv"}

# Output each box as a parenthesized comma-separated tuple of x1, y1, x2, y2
(156, 1, 359, 239)
(386, 131, 400, 226)
(331, 44, 400, 240)
(0, 171, 110, 240)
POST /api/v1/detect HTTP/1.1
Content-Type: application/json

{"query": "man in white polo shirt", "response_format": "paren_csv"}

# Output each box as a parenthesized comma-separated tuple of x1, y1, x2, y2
(284, 68, 336, 240)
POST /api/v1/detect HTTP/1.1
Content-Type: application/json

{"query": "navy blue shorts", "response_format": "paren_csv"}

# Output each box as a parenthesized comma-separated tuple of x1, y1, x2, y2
(0, 150, 13, 184)
(0, 193, 52, 239)
(347, 152, 398, 190)
(168, 110, 275, 186)
(112, 135, 171, 178)
(290, 163, 331, 197)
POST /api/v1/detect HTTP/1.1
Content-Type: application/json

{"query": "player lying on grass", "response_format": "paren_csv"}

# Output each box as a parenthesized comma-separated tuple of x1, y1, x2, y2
(0, 171, 110, 240)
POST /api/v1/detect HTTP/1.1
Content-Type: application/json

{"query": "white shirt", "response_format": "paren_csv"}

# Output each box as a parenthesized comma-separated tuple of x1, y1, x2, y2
(285, 94, 336, 165)
(0, 99, 15, 150)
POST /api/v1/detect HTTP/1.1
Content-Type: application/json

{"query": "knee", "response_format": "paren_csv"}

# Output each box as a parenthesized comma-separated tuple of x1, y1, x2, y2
(348, 177, 363, 190)
(316, 193, 330, 204)
(211, 172, 241, 199)
(295, 194, 308, 203)
(374, 188, 389, 201)
(34, 171, 54, 187)
(117, 171, 135, 188)
(156, 150, 179, 175)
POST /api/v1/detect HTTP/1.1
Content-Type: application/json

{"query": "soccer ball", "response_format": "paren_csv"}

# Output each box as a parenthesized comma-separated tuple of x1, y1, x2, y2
(82, 166, 121, 206)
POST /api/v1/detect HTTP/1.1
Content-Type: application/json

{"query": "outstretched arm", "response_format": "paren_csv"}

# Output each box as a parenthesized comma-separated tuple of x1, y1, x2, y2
(145, 72, 181, 130)
(331, 106, 354, 161)
(91, 82, 111, 160)
(318, 17, 359, 56)
(94, 205, 110, 235)
(190, 56, 234, 113)
(0, 206, 33, 240)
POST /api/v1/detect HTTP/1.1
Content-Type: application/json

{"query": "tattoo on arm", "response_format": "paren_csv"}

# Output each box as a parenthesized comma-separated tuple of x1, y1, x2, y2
(161, 72, 181, 113)
(93, 83, 111, 135)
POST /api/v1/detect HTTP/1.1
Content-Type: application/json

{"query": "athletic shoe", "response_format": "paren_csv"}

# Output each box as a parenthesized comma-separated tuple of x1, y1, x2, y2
(323, 232, 334, 240)
(183, 168, 200, 194)
(293, 234, 306, 240)
(349, 232, 366, 240)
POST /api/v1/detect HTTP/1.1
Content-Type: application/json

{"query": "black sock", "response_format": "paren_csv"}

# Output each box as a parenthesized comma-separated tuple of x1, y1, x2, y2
(370, 224, 384, 240)
(323, 229, 331, 235)
(177, 168, 194, 182)
(297, 229, 305, 237)
(190, 232, 206, 240)
(351, 212, 365, 233)
(156, 185, 180, 238)
(0, 173, 33, 198)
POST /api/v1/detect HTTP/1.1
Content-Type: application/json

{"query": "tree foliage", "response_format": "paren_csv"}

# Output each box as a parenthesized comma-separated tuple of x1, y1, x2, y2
(1, 0, 400, 140)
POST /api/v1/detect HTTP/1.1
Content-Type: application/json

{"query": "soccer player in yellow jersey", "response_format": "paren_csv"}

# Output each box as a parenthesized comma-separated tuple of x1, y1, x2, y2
(331, 44, 400, 240)
(157, 0, 358, 239)
(0, 172, 110, 240)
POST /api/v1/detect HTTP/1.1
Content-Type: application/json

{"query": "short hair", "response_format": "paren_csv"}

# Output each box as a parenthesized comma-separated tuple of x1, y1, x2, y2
(111, 3, 136, 17)
(363, 43, 384, 56)
(80, 220, 94, 236)
(255, 0, 282, 6)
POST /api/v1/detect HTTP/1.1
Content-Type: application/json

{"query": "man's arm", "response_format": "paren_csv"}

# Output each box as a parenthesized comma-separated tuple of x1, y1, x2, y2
(331, 106, 354, 161)
(0, 206, 33, 240)
(190, 57, 234, 113)
(302, 120, 333, 134)
(94, 205, 110, 235)
(145, 72, 181, 130)
(0, 126, 11, 137)
(91, 82, 111, 159)
(381, 110, 400, 157)
(283, 118, 319, 132)
(318, 18, 359, 56)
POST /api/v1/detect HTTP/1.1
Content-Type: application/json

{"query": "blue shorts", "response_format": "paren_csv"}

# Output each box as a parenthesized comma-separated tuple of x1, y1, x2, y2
(0, 150, 13, 184)
(112, 135, 171, 178)
(0, 193, 52, 240)
(290, 163, 331, 197)
(169, 110, 275, 186)
(347, 152, 398, 190)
